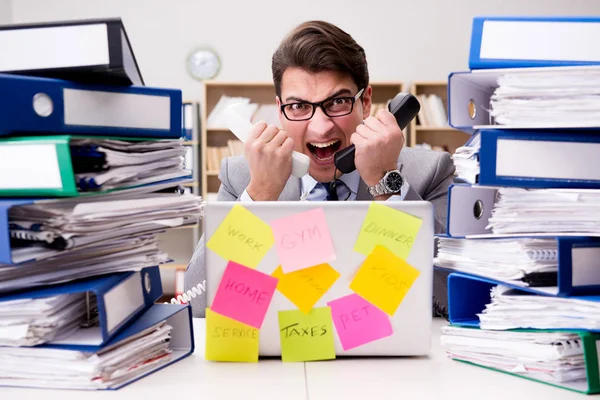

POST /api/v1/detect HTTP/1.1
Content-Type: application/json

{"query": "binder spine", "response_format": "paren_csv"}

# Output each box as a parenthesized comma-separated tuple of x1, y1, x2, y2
(581, 332, 600, 393)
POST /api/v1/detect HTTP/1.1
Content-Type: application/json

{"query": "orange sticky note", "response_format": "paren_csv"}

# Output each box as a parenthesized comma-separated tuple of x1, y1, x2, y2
(272, 264, 340, 313)
(206, 204, 274, 268)
(349, 245, 420, 316)
(205, 308, 260, 362)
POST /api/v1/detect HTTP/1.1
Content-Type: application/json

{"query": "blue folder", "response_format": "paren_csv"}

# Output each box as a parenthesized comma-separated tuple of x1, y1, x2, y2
(0, 73, 182, 138)
(478, 129, 600, 189)
(469, 16, 600, 70)
(0, 266, 162, 347)
(4, 303, 194, 391)
(447, 272, 600, 331)
(436, 236, 600, 297)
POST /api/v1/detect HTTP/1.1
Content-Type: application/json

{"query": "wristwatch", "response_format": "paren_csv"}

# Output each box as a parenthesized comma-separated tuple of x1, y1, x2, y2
(368, 169, 404, 197)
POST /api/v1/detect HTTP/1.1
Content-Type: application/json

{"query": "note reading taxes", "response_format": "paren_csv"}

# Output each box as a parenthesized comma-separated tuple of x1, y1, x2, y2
(270, 207, 336, 273)
(349, 245, 420, 316)
(327, 293, 393, 350)
(354, 202, 422, 260)
(205, 308, 260, 362)
(272, 263, 340, 314)
(211, 261, 278, 329)
(206, 204, 274, 268)
(278, 307, 336, 362)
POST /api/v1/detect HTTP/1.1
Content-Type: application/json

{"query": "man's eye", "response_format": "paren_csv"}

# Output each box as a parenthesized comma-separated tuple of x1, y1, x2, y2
(291, 103, 308, 110)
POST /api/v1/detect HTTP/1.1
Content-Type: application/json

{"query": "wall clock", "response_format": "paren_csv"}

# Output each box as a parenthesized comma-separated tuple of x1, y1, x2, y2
(186, 47, 221, 81)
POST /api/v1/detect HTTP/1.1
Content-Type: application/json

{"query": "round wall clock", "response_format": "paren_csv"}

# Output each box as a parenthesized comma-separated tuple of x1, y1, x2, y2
(186, 48, 221, 81)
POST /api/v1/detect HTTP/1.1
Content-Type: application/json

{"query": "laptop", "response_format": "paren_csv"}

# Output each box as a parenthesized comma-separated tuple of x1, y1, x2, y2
(204, 201, 434, 357)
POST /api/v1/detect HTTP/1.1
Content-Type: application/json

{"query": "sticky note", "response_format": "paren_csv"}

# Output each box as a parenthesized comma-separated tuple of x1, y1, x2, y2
(278, 307, 336, 362)
(354, 202, 422, 260)
(206, 204, 274, 268)
(272, 264, 340, 313)
(270, 208, 336, 273)
(211, 261, 278, 329)
(205, 308, 259, 362)
(327, 293, 393, 350)
(349, 245, 420, 316)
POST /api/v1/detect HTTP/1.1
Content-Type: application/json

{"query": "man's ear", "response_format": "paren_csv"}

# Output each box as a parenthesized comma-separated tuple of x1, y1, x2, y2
(361, 85, 373, 119)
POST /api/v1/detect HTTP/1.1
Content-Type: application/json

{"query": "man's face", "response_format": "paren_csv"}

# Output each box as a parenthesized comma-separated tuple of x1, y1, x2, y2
(276, 67, 372, 183)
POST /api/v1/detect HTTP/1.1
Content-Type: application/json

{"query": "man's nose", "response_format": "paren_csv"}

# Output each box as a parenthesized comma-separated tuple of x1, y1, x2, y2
(308, 106, 335, 133)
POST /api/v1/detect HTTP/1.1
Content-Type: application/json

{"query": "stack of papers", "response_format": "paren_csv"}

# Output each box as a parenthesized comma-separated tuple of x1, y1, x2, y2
(451, 132, 480, 184)
(0, 293, 89, 347)
(434, 237, 557, 284)
(489, 68, 600, 127)
(0, 320, 173, 390)
(69, 138, 190, 192)
(441, 325, 586, 385)
(477, 285, 600, 331)
(0, 234, 167, 294)
(486, 187, 600, 235)
(9, 192, 203, 253)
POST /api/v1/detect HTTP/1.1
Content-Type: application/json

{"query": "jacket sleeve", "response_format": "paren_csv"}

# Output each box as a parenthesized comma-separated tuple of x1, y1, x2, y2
(217, 157, 241, 201)
(402, 151, 455, 234)
(183, 234, 207, 317)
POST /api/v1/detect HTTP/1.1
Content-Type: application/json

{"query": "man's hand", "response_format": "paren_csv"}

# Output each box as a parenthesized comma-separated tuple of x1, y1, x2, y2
(350, 108, 405, 194)
(245, 121, 295, 201)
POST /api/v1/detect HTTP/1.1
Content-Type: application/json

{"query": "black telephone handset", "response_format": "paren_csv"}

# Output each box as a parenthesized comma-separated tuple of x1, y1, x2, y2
(333, 93, 421, 174)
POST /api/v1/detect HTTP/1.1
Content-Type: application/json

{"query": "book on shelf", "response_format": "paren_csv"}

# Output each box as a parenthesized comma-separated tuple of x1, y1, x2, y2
(416, 94, 448, 127)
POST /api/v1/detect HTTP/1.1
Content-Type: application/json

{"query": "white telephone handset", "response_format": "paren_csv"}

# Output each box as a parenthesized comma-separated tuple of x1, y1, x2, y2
(221, 104, 310, 178)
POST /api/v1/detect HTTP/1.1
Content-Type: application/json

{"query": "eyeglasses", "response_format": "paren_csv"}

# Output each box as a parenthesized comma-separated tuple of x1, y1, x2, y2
(280, 88, 364, 121)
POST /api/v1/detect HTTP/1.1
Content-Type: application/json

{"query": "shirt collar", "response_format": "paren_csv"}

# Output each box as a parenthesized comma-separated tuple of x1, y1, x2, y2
(301, 169, 361, 197)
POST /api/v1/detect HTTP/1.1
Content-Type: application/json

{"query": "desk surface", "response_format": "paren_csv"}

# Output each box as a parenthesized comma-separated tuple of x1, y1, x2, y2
(0, 318, 588, 399)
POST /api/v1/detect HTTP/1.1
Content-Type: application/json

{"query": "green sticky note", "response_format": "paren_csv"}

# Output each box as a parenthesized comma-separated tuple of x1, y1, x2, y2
(278, 307, 336, 362)
(354, 202, 422, 260)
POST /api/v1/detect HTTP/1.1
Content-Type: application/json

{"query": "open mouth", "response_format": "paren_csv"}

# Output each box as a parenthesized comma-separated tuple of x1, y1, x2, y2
(307, 139, 342, 161)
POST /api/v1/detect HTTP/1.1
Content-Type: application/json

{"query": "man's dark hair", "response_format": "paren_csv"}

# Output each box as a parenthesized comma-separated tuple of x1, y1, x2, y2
(272, 20, 369, 98)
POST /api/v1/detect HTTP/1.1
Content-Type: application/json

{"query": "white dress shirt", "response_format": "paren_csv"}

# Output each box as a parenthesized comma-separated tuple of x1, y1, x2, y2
(239, 169, 410, 202)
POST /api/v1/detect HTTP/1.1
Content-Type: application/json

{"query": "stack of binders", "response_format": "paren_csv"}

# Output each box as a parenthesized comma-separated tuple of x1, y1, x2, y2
(438, 16, 600, 395)
(0, 18, 196, 390)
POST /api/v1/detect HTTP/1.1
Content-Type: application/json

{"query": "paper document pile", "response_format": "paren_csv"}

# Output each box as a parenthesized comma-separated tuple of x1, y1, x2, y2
(486, 187, 600, 235)
(434, 237, 557, 284)
(489, 68, 600, 127)
(451, 132, 480, 184)
(441, 325, 587, 385)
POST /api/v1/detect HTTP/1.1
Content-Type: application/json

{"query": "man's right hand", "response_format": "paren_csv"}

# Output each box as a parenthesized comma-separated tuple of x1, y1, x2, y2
(245, 121, 295, 201)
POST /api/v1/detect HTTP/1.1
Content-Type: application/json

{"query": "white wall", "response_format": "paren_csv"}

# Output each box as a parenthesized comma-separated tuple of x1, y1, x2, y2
(0, 0, 11, 24)
(9, 0, 600, 100)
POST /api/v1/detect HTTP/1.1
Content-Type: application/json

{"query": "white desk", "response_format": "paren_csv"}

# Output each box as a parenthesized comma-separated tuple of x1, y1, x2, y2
(0, 318, 588, 399)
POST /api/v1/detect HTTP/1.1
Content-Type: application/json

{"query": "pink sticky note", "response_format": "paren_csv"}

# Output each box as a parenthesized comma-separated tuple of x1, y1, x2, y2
(270, 208, 336, 273)
(211, 261, 278, 329)
(327, 293, 393, 350)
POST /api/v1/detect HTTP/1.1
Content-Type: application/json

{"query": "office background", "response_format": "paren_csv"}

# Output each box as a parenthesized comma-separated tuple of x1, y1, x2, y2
(0, 0, 598, 100)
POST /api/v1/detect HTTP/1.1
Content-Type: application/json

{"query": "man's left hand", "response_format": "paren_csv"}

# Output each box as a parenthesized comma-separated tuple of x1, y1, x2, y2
(350, 108, 405, 192)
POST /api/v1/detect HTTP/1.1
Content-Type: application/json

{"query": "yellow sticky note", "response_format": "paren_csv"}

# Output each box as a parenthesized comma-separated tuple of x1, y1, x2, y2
(206, 204, 274, 268)
(354, 202, 422, 260)
(349, 245, 420, 316)
(272, 264, 340, 313)
(278, 307, 336, 362)
(205, 308, 260, 362)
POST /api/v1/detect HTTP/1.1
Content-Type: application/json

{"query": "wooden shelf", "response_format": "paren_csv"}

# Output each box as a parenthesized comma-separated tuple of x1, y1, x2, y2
(409, 81, 469, 154)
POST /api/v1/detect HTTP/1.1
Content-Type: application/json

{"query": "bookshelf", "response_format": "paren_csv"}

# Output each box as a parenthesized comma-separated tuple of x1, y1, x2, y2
(201, 81, 405, 200)
(409, 81, 470, 154)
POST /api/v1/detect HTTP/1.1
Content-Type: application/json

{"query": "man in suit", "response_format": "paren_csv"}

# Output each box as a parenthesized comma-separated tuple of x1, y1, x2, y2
(184, 20, 455, 318)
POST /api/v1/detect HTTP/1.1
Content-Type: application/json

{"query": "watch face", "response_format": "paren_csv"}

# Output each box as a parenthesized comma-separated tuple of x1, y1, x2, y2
(385, 171, 403, 192)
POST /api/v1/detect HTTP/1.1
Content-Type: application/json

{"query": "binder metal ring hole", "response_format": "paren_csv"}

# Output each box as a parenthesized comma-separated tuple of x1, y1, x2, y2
(144, 272, 152, 294)
(473, 200, 484, 219)
(32, 93, 53, 117)
(468, 99, 477, 119)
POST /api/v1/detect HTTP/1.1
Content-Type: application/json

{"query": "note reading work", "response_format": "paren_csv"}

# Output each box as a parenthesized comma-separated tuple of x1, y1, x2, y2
(327, 293, 393, 350)
(272, 263, 340, 314)
(278, 307, 336, 362)
(211, 261, 278, 329)
(270, 207, 336, 273)
(205, 308, 260, 362)
(354, 203, 422, 260)
(349, 245, 420, 316)
(206, 204, 274, 268)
